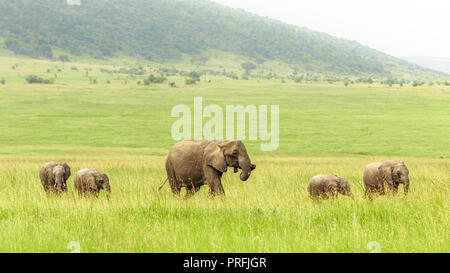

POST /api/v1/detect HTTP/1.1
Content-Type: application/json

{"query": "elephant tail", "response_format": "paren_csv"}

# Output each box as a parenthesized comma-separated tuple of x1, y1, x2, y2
(158, 177, 169, 191)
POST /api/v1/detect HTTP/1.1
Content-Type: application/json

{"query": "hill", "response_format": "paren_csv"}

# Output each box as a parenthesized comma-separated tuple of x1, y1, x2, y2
(0, 0, 448, 79)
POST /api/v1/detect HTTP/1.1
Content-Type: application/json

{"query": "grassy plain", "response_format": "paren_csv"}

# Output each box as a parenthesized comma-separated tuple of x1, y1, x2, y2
(0, 56, 448, 252)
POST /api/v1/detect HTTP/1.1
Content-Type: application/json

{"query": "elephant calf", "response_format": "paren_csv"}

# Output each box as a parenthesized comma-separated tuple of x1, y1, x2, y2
(363, 160, 410, 200)
(39, 161, 71, 193)
(74, 168, 111, 198)
(307, 174, 354, 200)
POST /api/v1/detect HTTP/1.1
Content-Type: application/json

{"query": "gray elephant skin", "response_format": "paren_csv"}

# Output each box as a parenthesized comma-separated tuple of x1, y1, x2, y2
(307, 174, 354, 200)
(74, 168, 111, 198)
(363, 160, 410, 199)
(161, 140, 256, 198)
(39, 161, 71, 193)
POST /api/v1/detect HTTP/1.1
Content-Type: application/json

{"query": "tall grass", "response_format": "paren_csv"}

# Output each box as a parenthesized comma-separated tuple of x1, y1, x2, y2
(0, 154, 447, 252)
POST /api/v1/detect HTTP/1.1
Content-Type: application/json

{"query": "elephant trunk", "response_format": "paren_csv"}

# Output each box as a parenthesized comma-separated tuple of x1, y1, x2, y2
(55, 175, 64, 192)
(104, 182, 111, 196)
(238, 153, 255, 181)
(403, 178, 409, 196)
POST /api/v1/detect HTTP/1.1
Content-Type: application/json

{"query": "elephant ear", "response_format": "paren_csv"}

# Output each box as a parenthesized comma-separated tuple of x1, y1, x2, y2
(326, 181, 338, 192)
(378, 161, 394, 185)
(98, 173, 109, 187)
(86, 176, 98, 191)
(217, 141, 237, 156)
(45, 165, 56, 183)
(334, 176, 344, 187)
(204, 143, 228, 173)
(61, 162, 71, 180)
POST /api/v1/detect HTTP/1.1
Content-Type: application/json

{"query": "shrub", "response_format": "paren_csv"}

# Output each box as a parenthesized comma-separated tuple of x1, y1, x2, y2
(294, 75, 304, 83)
(26, 75, 53, 84)
(412, 80, 425, 87)
(185, 79, 197, 85)
(225, 72, 238, 80)
(188, 71, 201, 81)
(1, 80, 5, 85)
(150, 74, 166, 83)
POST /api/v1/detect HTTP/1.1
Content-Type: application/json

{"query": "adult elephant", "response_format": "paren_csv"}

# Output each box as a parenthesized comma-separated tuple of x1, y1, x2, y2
(363, 160, 410, 200)
(39, 161, 71, 193)
(160, 140, 256, 198)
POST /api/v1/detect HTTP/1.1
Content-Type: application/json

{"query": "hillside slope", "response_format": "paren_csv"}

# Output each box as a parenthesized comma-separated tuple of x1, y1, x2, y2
(0, 0, 447, 79)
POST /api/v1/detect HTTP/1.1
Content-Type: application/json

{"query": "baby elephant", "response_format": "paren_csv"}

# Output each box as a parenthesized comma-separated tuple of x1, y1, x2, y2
(308, 174, 354, 200)
(39, 161, 71, 193)
(74, 168, 111, 198)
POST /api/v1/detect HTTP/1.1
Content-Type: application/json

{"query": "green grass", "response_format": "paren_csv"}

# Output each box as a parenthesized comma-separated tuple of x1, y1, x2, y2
(0, 56, 448, 252)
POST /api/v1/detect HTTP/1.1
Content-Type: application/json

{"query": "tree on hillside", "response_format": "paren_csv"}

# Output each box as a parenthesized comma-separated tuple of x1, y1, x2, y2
(241, 62, 257, 74)
(58, 55, 71, 62)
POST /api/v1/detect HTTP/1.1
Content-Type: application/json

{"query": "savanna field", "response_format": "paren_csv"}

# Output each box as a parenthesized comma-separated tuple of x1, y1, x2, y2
(0, 57, 448, 252)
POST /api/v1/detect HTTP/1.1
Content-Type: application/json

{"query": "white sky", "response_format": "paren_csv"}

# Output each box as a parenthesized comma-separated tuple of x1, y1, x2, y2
(212, 0, 450, 58)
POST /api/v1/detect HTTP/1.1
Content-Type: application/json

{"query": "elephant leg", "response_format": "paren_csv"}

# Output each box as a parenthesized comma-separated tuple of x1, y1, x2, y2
(185, 186, 200, 199)
(365, 187, 374, 201)
(216, 182, 225, 196)
(169, 179, 181, 197)
(375, 183, 384, 195)
(167, 168, 181, 197)
(43, 183, 50, 193)
(384, 182, 394, 196)
(207, 183, 219, 198)
(392, 182, 399, 195)
(203, 167, 225, 198)
(208, 182, 225, 198)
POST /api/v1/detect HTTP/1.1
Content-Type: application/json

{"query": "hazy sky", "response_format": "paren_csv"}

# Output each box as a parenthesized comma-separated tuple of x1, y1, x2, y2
(212, 0, 450, 58)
